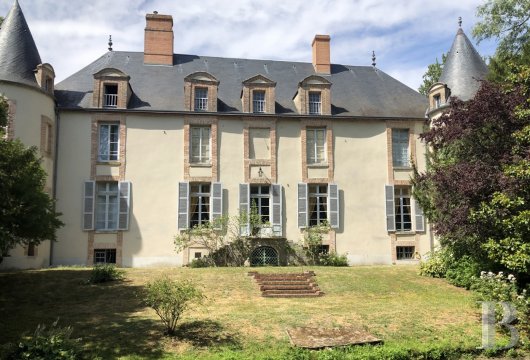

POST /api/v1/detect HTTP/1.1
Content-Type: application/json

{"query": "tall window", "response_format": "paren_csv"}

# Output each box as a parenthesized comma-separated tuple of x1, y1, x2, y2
(308, 92, 322, 115)
(194, 87, 208, 111)
(253, 90, 266, 113)
(394, 187, 412, 231)
(98, 123, 119, 162)
(250, 185, 270, 223)
(190, 126, 210, 163)
(308, 184, 327, 226)
(95, 182, 119, 230)
(190, 183, 210, 227)
(103, 84, 118, 108)
(392, 128, 409, 167)
(307, 128, 326, 164)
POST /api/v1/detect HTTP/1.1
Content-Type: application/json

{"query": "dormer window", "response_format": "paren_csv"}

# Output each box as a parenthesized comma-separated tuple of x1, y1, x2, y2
(308, 92, 322, 115)
(253, 90, 266, 113)
(434, 94, 441, 109)
(184, 72, 219, 112)
(194, 87, 208, 111)
(428, 83, 448, 113)
(104, 84, 118, 108)
(92, 68, 131, 109)
(35, 63, 55, 95)
(242, 74, 276, 114)
(295, 75, 331, 115)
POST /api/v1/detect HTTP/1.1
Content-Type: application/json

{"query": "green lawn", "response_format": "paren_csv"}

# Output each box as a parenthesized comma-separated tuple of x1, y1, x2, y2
(0, 266, 507, 359)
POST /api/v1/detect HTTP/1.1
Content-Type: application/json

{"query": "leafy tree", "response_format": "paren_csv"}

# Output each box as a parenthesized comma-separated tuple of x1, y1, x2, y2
(0, 96, 63, 263)
(418, 54, 446, 96)
(413, 76, 530, 283)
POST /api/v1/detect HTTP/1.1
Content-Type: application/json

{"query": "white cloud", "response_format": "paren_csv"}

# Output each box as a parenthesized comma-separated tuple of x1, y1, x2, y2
(0, 0, 497, 89)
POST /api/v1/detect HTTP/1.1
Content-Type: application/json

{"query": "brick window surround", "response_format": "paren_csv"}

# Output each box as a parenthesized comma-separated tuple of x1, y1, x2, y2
(295, 75, 332, 115)
(243, 119, 277, 183)
(40, 116, 53, 158)
(301, 120, 334, 183)
(184, 72, 219, 112)
(241, 74, 276, 114)
(3, 99, 15, 140)
(184, 117, 219, 182)
(385, 121, 416, 186)
(92, 68, 131, 109)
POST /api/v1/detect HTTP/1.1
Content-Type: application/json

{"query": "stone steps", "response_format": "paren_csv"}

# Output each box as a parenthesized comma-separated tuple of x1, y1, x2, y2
(248, 271, 324, 298)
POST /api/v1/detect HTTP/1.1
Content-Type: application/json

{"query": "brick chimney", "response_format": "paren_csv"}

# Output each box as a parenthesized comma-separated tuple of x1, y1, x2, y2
(312, 35, 331, 74)
(144, 12, 174, 65)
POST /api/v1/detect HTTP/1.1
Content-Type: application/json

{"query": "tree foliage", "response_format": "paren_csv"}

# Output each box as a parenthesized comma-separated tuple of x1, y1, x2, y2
(418, 54, 446, 96)
(413, 75, 530, 283)
(0, 98, 63, 262)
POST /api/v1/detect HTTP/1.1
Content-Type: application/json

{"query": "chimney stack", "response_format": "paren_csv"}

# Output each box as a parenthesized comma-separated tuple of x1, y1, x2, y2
(144, 12, 174, 65)
(312, 35, 331, 74)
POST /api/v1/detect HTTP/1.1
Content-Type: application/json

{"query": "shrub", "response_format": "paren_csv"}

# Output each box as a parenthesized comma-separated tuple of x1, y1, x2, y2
(319, 252, 349, 266)
(88, 264, 125, 284)
(419, 248, 451, 278)
(1, 320, 83, 360)
(189, 257, 211, 268)
(445, 255, 481, 289)
(143, 277, 205, 335)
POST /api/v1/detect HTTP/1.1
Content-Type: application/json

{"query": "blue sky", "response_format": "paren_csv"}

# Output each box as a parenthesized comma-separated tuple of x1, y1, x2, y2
(1, 0, 498, 91)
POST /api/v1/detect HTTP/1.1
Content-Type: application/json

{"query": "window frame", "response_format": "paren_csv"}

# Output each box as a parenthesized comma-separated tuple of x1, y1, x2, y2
(190, 126, 211, 164)
(103, 83, 118, 108)
(308, 92, 322, 115)
(98, 123, 120, 162)
(189, 183, 211, 228)
(252, 90, 266, 113)
(250, 185, 271, 223)
(396, 246, 415, 260)
(194, 87, 208, 111)
(94, 248, 117, 264)
(308, 184, 328, 226)
(306, 127, 327, 164)
(394, 186, 412, 232)
(392, 128, 410, 168)
(95, 182, 119, 231)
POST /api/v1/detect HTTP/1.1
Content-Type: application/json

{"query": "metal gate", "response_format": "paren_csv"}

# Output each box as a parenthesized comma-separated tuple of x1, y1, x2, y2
(250, 246, 279, 266)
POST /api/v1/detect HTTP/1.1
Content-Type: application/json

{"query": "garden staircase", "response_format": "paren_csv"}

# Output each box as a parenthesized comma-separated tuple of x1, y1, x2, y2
(248, 271, 324, 298)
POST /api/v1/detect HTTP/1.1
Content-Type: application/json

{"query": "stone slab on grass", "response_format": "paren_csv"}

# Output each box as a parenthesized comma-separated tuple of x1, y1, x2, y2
(286, 326, 382, 349)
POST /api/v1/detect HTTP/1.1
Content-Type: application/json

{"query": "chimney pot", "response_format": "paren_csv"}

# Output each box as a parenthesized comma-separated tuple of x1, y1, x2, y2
(312, 34, 331, 74)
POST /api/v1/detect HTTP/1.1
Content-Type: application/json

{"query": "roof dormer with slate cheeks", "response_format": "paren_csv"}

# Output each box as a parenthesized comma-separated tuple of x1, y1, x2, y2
(241, 74, 276, 114)
(294, 75, 332, 116)
(184, 72, 219, 112)
(92, 68, 131, 109)
(35, 63, 55, 96)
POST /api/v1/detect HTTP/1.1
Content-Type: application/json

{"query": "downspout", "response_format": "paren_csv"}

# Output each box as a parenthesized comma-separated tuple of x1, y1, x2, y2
(50, 105, 60, 266)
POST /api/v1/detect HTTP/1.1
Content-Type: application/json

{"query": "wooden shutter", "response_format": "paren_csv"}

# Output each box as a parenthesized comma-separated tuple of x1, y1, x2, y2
(118, 181, 131, 230)
(239, 183, 250, 236)
(83, 181, 95, 230)
(415, 199, 425, 232)
(178, 182, 189, 230)
(211, 182, 223, 229)
(328, 184, 339, 229)
(385, 185, 396, 232)
(298, 183, 308, 228)
(271, 184, 282, 236)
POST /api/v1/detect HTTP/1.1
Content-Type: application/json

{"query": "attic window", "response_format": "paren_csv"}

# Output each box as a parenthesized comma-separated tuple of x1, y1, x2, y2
(253, 91, 266, 113)
(104, 84, 118, 108)
(309, 92, 322, 115)
(434, 94, 441, 109)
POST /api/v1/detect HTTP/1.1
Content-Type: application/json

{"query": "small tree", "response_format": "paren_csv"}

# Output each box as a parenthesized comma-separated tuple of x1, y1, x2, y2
(0, 138, 63, 263)
(418, 54, 446, 96)
(143, 277, 204, 335)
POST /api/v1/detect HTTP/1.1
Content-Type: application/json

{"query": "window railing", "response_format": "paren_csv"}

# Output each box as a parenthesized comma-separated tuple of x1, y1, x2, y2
(104, 93, 118, 108)
(195, 97, 208, 111)
(253, 99, 266, 113)
(309, 101, 321, 115)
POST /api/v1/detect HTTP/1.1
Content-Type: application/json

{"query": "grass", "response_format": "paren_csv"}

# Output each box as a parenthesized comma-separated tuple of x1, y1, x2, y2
(0, 266, 521, 359)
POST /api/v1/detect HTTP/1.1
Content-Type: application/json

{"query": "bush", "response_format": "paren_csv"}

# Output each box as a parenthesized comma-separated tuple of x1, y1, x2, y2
(419, 248, 451, 278)
(88, 264, 124, 284)
(143, 277, 205, 335)
(445, 255, 481, 289)
(1, 320, 83, 360)
(189, 257, 211, 268)
(318, 252, 349, 266)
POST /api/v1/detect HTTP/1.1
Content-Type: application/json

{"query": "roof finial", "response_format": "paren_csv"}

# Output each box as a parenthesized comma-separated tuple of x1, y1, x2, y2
(153, 10, 158, 14)
(372, 50, 376, 67)
(108, 35, 113, 51)
(458, 16, 462, 28)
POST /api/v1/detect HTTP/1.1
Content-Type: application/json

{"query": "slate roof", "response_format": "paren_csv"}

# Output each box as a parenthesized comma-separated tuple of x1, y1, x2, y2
(56, 51, 428, 119)
(0, 0, 42, 88)
(439, 28, 488, 101)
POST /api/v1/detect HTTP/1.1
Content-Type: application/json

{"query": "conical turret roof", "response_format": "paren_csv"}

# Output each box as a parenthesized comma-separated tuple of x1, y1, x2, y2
(0, 0, 42, 87)
(439, 28, 488, 101)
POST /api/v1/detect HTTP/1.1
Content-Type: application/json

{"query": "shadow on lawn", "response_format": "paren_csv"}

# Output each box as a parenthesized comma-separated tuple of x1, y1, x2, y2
(174, 319, 241, 348)
(0, 269, 165, 359)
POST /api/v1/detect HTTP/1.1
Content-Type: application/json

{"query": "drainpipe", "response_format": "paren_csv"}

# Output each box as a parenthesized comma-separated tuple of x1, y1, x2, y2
(50, 106, 60, 267)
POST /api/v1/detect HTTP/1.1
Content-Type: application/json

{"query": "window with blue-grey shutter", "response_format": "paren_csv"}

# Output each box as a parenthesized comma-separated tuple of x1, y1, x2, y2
(385, 185, 396, 231)
(178, 182, 189, 230)
(415, 199, 425, 232)
(239, 183, 250, 235)
(328, 184, 339, 229)
(298, 183, 308, 228)
(118, 181, 131, 230)
(83, 180, 95, 230)
(271, 184, 282, 236)
(210, 182, 223, 229)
